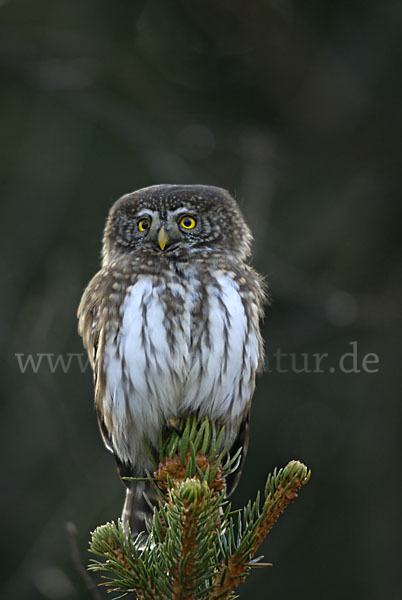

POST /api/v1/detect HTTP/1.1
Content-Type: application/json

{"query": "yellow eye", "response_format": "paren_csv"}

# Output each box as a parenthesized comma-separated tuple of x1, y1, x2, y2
(179, 215, 196, 229)
(138, 218, 151, 232)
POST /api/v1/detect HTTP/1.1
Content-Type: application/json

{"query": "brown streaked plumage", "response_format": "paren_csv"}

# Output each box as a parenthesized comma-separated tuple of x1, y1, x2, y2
(78, 184, 266, 535)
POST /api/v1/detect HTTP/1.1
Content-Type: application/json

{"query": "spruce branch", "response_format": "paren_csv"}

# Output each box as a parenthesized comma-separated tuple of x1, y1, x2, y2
(209, 461, 310, 600)
(88, 416, 310, 599)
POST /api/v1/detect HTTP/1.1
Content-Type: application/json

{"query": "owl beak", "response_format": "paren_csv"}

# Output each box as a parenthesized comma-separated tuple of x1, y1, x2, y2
(157, 226, 170, 251)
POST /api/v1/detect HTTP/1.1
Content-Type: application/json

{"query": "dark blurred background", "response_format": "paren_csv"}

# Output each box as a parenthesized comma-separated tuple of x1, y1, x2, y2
(1, 1, 401, 598)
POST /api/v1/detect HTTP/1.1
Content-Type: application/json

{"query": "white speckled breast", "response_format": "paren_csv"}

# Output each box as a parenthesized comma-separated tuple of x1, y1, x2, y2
(102, 267, 259, 469)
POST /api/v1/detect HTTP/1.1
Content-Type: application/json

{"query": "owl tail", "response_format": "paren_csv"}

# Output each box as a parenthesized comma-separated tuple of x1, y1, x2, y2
(121, 481, 158, 540)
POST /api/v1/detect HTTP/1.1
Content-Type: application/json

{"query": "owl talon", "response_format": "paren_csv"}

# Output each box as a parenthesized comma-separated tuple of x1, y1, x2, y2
(168, 418, 183, 435)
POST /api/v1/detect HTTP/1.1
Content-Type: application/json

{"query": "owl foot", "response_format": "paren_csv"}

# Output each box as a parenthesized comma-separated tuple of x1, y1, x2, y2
(167, 418, 183, 435)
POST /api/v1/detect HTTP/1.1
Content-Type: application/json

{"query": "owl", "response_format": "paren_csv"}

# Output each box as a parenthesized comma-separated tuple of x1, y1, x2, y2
(78, 184, 265, 535)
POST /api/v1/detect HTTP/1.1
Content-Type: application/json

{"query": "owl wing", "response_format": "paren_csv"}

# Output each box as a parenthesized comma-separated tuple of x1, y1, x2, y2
(77, 269, 115, 453)
(224, 265, 266, 496)
(225, 413, 250, 497)
(77, 271, 105, 370)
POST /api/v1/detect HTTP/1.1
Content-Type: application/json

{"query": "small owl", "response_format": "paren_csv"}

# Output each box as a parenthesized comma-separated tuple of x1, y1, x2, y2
(78, 184, 265, 535)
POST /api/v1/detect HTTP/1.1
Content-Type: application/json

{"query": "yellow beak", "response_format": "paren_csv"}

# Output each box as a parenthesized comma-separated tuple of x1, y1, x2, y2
(157, 226, 170, 251)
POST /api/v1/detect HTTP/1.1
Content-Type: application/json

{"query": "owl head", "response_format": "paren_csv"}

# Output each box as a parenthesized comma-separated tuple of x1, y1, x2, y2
(102, 184, 253, 265)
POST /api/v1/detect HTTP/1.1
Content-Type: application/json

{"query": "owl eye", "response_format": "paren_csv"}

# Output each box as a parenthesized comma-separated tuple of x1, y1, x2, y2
(179, 215, 197, 230)
(138, 218, 151, 232)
